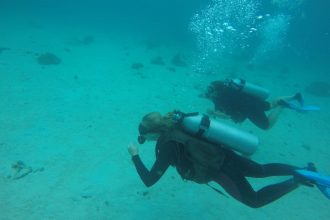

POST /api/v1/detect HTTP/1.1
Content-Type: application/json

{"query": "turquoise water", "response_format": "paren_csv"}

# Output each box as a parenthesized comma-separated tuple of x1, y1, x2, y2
(0, 0, 329, 219)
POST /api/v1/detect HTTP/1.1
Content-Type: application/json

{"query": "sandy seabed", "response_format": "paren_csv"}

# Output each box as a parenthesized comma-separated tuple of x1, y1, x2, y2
(1, 15, 330, 220)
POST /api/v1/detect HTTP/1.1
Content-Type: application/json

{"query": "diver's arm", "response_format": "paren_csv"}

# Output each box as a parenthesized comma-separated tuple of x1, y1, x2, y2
(132, 155, 167, 187)
(131, 143, 173, 187)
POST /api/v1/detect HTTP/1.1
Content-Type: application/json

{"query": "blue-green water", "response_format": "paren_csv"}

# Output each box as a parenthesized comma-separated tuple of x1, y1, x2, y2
(1, 0, 329, 64)
(0, 0, 329, 219)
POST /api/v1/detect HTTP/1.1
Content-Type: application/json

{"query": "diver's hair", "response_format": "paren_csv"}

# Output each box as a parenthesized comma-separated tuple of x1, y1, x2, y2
(204, 80, 226, 99)
(141, 112, 174, 134)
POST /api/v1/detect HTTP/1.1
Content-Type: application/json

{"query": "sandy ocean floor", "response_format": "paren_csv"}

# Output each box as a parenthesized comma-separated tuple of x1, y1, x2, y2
(1, 15, 330, 220)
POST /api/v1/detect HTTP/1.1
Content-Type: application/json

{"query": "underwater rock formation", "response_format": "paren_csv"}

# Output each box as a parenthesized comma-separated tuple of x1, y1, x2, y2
(37, 53, 61, 65)
(0, 47, 10, 54)
(11, 160, 32, 180)
(9, 160, 44, 180)
(145, 39, 162, 50)
(167, 67, 176, 72)
(81, 35, 94, 45)
(305, 81, 330, 97)
(131, 62, 144, 70)
(68, 35, 95, 46)
(171, 53, 187, 67)
(150, 56, 165, 65)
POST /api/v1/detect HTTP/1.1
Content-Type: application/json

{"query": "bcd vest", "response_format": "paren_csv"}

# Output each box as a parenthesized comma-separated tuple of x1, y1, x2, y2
(156, 128, 226, 184)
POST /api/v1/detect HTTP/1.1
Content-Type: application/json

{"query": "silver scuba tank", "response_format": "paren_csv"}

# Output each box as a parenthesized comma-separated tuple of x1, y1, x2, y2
(229, 78, 270, 100)
(174, 112, 259, 155)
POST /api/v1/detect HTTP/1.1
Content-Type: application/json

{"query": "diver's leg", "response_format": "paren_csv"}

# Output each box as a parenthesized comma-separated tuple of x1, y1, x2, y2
(233, 152, 316, 187)
(225, 150, 299, 177)
(247, 100, 281, 130)
(271, 93, 303, 108)
(249, 99, 285, 129)
(267, 106, 284, 129)
(214, 170, 299, 208)
(216, 150, 302, 207)
(248, 110, 271, 130)
(246, 178, 299, 208)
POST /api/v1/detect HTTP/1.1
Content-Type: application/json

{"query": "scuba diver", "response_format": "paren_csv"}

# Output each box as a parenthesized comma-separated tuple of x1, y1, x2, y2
(202, 78, 319, 130)
(128, 111, 330, 208)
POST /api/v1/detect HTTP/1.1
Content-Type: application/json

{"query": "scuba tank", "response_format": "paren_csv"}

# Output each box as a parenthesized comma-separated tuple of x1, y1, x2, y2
(173, 111, 259, 156)
(227, 78, 270, 100)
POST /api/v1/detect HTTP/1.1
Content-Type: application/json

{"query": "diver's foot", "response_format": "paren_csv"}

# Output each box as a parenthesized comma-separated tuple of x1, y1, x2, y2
(306, 162, 317, 172)
(294, 163, 317, 187)
(277, 99, 290, 108)
(294, 93, 304, 106)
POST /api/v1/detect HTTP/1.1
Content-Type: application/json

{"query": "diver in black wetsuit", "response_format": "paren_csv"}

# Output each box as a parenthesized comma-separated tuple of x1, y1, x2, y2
(202, 79, 303, 130)
(128, 112, 315, 208)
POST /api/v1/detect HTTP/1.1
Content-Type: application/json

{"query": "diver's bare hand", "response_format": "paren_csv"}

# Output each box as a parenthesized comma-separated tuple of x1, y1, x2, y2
(128, 143, 139, 156)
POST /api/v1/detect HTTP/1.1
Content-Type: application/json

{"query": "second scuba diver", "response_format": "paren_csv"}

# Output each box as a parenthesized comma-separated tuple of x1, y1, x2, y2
(202, 78, 319, 130)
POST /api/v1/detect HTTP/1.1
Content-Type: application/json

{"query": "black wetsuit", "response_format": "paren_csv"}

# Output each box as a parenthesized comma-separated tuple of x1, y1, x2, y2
(210, 84, 271, 130)
(132, 141, 300, 208)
